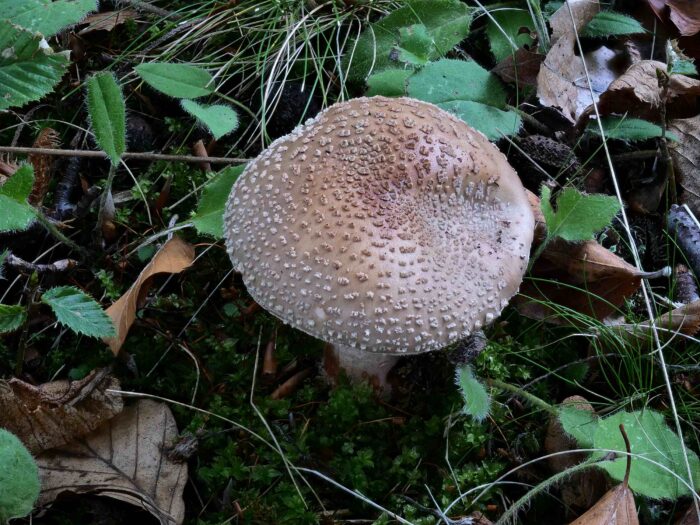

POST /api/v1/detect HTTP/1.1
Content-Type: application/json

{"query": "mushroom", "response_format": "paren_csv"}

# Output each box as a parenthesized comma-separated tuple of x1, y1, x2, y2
(224, 96, 534, 391)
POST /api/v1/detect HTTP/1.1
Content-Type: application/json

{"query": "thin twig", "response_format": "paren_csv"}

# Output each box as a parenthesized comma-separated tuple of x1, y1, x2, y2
(0, 146, 249, 165)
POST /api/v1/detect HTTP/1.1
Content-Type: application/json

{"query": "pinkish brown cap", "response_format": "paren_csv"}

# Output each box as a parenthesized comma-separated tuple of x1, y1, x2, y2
(224, 96, 534, 354)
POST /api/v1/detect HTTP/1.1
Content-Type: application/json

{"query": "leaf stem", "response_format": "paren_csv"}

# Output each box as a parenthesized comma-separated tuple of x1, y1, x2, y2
(0, 146, 249, 164)
(619, 423, 632, 488)
(487, 377, 557, 415)
(34, 213, 86, 256)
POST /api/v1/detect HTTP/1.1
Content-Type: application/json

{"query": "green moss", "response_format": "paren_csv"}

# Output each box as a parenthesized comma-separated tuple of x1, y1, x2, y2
(0, 429, 40, 524)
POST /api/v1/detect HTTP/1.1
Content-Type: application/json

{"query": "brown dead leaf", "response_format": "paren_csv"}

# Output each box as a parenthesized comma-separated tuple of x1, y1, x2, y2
(569, 482, 639, 524)
(78, 9, 140, 35)
(28, 128, 60, 205)
(104, 236, 195, 355)
(648, 0, 700, 36)
(537, 0, 610, 122)
(676, 504, 699, 524)
(37, 399, 187, 525)
(596, 61, 700, 121)
(0, 369, 122, 454)
(669, 114, 700, 217)
(492, 48, 545, 87)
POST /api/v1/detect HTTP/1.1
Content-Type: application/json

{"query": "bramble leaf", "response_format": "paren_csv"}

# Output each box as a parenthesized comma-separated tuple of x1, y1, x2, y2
(0, 165, 36, 232)
(0, 429, 40, 523)
(0, 304, 27, 333)
(0, 21, 70, 110)
(87, 73, 126, 165)
(540, 186, 620, 242)
(41, 286, 116, 338)
(135, 62, 213, 99)
(0, 0, 97, 36)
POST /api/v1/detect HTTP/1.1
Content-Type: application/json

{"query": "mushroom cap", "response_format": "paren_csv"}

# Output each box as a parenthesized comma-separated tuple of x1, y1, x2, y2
(224, 96, 534, 354)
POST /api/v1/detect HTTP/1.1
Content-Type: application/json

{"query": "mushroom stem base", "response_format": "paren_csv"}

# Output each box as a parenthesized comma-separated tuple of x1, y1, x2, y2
(322, 344, 400, 393)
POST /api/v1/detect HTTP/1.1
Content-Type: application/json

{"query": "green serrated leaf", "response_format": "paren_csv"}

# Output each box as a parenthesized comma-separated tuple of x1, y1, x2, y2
(366, 69, 412, 97)
(0, 164, 36, 232)
(485, 9, 536, 62)
(0, 429, 40, 523)
(343, 0, 472, 83)
(181, 100, 239, 140)
(455, 365, 490, 421)
(407, 59, 521, 139)
(558, 405, 597, 448)
(593, 410, 700, 499)
(588, 116, 679, 142)
(0, 21, 70, 110)
(0, 0, 97, 36)
(395, 24, 434, 66)
(191, 165, 246, 237)
(135, 62, 213, 99)
(86, 73, 126, 165)
(541, 186, 620, 242)
(583, 11, 646, 38)
(0, 304, 27, 333)
(41, 286, 115, 338)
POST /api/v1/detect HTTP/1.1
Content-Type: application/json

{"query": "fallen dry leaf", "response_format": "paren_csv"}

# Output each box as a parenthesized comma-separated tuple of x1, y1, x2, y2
(569, 482, 639, 524)
(104, 236, 195, 354)
(677, 504, 699, 524)
(537, 0, 612, 122)
(78, 9, 140, 35)
(648, 0, 700, 36)
(37, 399, 187, 525)
(28, 128, 60, 206)
(492, 48, 545, 87)
(669, 114, 700, 217)
(0, 369, 122, 454)
(518, 191, 645, 323)
(596, 61, 700, 121)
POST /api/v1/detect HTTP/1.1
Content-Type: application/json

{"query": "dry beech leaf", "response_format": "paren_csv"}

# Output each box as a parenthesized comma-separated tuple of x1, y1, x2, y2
(569, 482, 639, 525)
(78, 9, 140, 35)
(537, 0, 605, 122)
(104, 236, 195, 354)
(669, 114, 700, 217)
(677, 504, 699, 524)
(596, 61, 700, 121)
(0, 369, 122, 454)
(492, 48, 545, 87)
(610, 300, 700, 345)
(518, 191, 644, 322)
(37, 399, 187, 525)
(648, 0, 700, 36)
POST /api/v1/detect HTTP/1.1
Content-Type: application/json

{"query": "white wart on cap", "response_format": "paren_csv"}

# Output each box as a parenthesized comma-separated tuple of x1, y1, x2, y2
(224, 96, 534, 354)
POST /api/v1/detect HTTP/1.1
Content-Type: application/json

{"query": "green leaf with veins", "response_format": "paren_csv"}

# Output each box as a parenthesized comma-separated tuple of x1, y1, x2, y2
(41, 286, 115, 338)
(191, 165, 246, 238)
(582, 11, 645, 37)
(0, 21, 70, 110)
(86, 72, 126, 165)
(0, 304, 27, 333)
(485, 9, 536, 62)
(587, 116, 678, 142)
(395, 24, 434, 65)
(540, 186, 620, 242)
(558, 405, 597, 448)
(593, 410, 700, 498)
(366, 69, 412, 97)
(0, 429, 40, 523)
(0, 0, 97, 36)
(0, 165, 36, 232)
(135, 62, 213, 99)
(407, 59, 521, 139)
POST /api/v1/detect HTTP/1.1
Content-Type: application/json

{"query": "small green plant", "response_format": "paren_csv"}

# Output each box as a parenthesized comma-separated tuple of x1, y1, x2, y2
(587, 116, 679, 142)
(560, 407, 700, 499)
(0, 429, 40, 524)
(135, 62, 239, 140)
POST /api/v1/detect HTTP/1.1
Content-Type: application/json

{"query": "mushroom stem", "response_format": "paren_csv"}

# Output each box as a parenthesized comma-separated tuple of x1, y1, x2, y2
(322, 344, 400, 393)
